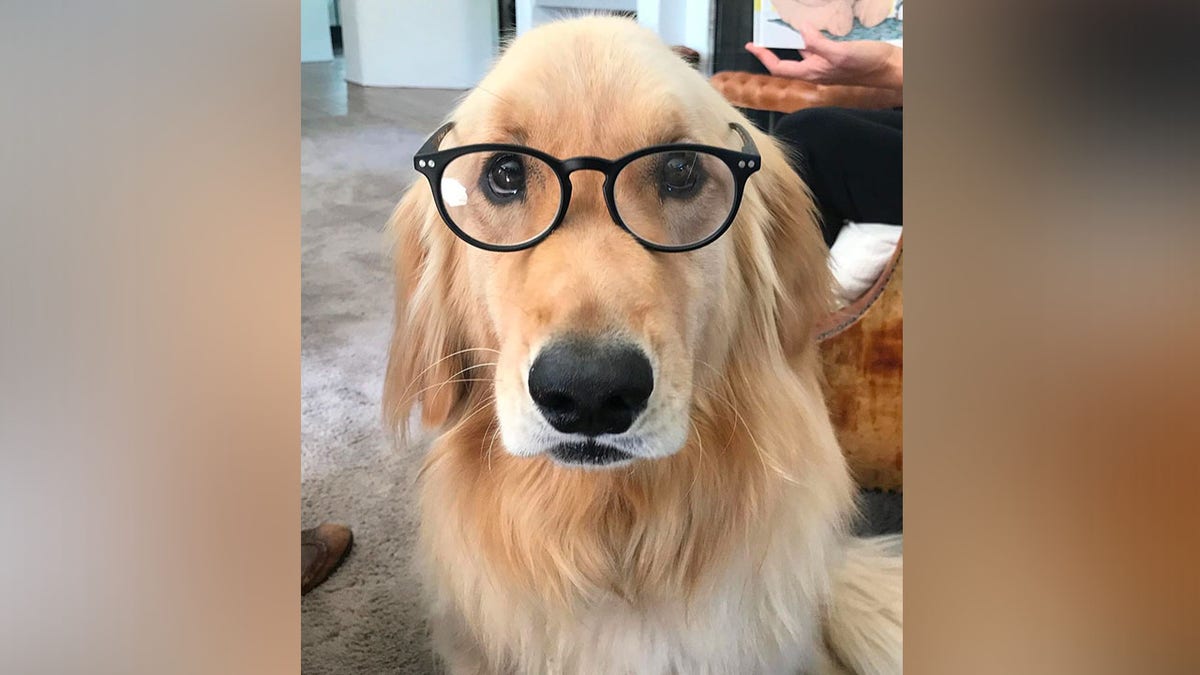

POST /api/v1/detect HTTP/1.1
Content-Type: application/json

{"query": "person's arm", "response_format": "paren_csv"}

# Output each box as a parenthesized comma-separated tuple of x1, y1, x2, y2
(745, 23, 902, 93)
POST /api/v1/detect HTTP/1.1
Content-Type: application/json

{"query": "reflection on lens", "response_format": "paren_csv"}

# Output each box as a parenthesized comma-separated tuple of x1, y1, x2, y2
(439, 151, 560, 248)
(441, 176, 468, 207)
(613, 150, 735, 248)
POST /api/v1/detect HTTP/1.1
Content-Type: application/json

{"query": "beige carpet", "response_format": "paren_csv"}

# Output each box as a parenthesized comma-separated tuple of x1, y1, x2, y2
(301, 59, 461, 674)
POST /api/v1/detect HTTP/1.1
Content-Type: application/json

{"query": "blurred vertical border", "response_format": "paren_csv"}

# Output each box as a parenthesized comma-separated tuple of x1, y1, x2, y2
(1, 2, 299, 673)
(907, 0, 1200, 672)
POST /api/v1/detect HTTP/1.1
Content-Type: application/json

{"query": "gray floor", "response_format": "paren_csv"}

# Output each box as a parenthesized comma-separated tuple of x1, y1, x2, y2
(301, 58, 461, 674)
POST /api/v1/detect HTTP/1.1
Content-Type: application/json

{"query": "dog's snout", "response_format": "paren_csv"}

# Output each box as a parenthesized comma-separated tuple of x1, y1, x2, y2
(528, 339, 653, 436)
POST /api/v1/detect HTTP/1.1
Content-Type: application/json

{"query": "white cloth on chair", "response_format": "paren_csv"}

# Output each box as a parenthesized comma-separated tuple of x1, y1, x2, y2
(828, 222, 902, 306)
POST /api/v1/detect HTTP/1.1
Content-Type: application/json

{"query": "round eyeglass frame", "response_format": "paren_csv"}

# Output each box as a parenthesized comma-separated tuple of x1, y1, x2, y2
(412, 121, 762, 253)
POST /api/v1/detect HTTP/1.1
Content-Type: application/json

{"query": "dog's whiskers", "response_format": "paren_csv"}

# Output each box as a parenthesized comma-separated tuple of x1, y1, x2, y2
(425, 362, 498, 407)
(685, 419, 704, 501)
(389, 360, 498, 424)
(404, 377, 495, 409)
(445, 395, 499, 441)
(414, 394, 499, 489)
(484, 418, 503, 473)
(394, 347, 500, 405)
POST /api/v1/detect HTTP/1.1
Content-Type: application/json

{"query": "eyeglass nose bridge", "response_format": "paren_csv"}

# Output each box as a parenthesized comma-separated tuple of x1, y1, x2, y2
(560, 156, 618, 176)
(555, 156, 622, 224)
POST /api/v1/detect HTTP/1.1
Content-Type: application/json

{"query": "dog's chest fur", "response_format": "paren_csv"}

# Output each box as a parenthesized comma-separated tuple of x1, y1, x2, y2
(419, 444, 847, 675)
(427, 532, 842, 675)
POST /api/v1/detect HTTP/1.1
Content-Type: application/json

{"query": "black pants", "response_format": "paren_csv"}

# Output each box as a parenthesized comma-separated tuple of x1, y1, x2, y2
(772, 107, 903, 246)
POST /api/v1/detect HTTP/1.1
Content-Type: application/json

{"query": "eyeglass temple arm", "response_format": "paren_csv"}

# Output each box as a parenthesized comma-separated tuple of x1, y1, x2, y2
(729, 122, 759, 156)
(418, 122, 456, 156)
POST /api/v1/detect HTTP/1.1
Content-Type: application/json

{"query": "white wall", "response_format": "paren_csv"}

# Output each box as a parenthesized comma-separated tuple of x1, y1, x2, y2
(342, 0, 498, 88)
(517, 0, 715, 73)
(636, 0, 714, 71)
(301, 0, 333, 62)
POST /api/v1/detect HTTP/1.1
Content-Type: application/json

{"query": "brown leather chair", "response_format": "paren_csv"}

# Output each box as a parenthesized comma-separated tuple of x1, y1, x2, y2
(817, 243, 902, 492)
(710, 71, 900, 115)
(710, 71, 903, 491)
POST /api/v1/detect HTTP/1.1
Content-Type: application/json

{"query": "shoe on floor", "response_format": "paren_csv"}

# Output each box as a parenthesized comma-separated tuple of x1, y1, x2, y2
(302, 523, 353, 595)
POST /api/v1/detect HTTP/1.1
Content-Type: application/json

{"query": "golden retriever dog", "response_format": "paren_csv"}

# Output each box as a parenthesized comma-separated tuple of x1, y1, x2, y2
(383, 16, 901, 674)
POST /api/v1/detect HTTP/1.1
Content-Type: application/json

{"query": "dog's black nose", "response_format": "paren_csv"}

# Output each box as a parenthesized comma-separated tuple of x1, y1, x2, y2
(528, 339, 653, 436)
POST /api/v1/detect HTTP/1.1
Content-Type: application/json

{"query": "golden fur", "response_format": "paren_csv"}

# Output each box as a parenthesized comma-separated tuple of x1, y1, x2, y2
(383, 17, 901, 674)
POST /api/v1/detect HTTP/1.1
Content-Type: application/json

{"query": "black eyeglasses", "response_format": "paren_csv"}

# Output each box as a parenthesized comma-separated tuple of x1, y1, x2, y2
(413, 122, 761, 253)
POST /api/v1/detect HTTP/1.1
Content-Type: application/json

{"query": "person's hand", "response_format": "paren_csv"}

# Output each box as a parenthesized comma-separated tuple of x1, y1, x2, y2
(744, 23, 902, 91)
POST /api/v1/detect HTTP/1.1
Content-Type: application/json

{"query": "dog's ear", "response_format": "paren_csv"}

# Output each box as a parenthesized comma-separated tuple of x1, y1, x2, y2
(383, 182, 469, 439)
(752, 132, 835, 358)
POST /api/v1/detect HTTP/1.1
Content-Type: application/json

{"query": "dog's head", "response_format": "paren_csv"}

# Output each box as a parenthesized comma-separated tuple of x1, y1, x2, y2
(385, 18, 830, 469)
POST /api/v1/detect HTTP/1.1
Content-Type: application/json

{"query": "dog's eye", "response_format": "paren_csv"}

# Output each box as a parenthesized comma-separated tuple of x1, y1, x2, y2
(660, 152, 701, 196)
(485, 154, 525, 201)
